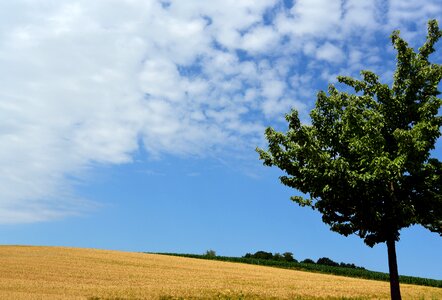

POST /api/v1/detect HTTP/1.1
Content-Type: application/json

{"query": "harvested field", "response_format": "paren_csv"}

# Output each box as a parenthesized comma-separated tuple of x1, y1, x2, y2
(0, 246, 440, 299)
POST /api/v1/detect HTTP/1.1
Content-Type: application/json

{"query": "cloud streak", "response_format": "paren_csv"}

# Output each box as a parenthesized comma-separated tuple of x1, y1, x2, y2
(0, 0, 440, 223)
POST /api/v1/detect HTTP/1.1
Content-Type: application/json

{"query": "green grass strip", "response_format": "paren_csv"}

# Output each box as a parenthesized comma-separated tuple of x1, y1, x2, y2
(149, 253, 442, 289)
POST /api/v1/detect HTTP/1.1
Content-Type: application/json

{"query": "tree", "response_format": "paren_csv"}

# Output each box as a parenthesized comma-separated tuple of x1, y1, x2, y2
(204, 249, 216, 258)
(282, 251, 295, 262)
(301, 258, 315, 264)
(317, 257, 339, 267)
(252, 250, 274, 260)
(273, 252, 283, 261)
(257, 20, 442, 300)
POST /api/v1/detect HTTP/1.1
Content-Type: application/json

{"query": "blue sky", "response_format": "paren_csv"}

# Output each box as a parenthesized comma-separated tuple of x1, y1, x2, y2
(0, 0, 441, 280)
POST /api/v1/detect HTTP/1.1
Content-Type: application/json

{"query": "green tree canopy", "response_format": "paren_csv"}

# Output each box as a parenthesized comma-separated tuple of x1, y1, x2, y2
(257, 20, 442, 300)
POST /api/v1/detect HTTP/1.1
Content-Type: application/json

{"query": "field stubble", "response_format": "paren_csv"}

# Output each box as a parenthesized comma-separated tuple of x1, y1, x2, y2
(0, 246, 440, 299)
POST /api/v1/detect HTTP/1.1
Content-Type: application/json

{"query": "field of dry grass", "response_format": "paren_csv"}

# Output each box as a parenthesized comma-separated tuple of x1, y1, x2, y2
(0, 246, 440, 299)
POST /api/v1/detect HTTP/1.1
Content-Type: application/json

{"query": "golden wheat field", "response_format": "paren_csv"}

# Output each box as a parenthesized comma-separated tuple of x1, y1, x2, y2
(0, 246, 440, 299)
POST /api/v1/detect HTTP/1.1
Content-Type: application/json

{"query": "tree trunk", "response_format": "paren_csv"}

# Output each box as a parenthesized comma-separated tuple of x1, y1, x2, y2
(387, 238, 402, 300)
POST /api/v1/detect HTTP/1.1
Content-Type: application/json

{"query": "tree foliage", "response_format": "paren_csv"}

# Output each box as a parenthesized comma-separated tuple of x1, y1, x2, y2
(301, 258, 315, 264)
(204, 249, 216, 258)
(243, 251, 297, 263)
(257, 20, 442, 248)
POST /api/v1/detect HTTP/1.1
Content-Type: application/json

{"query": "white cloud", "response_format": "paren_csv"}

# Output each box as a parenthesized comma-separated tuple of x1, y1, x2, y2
(387, 0, 442, 42)
(262, 97, 307, 119)
(0, 0, 440, 223)
(388, 0, 442, 27)
(276, 0, 342, 38)
(261, 80, 285, 100)
(242, 25, 279, 53)
(342, 0, 380, 31)
(139, 58, 184, 101)
(315, 42, 345, 64)
(1, 1, 148, 222)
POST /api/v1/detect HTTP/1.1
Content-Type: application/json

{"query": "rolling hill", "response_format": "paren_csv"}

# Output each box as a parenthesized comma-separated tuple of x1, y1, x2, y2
(0, 246, 440, 299)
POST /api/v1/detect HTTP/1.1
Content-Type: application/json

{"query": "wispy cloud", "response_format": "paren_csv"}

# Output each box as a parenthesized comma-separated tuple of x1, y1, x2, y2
(0, 0, 440, 223)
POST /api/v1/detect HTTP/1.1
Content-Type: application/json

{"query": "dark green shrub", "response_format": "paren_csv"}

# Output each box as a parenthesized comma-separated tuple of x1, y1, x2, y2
(283, 252, 296, 262)
(301, 258, 315, 264)
(317, 257, 339, 267)
(253, 251, 273, 260)
(204, 250, 216, 258)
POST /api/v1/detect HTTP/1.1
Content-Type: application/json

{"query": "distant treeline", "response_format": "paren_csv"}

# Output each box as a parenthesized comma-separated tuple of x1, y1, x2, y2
(242, 251, 365, 270)
(243, 251, 296, 263)
(154, 252, 442, 288)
